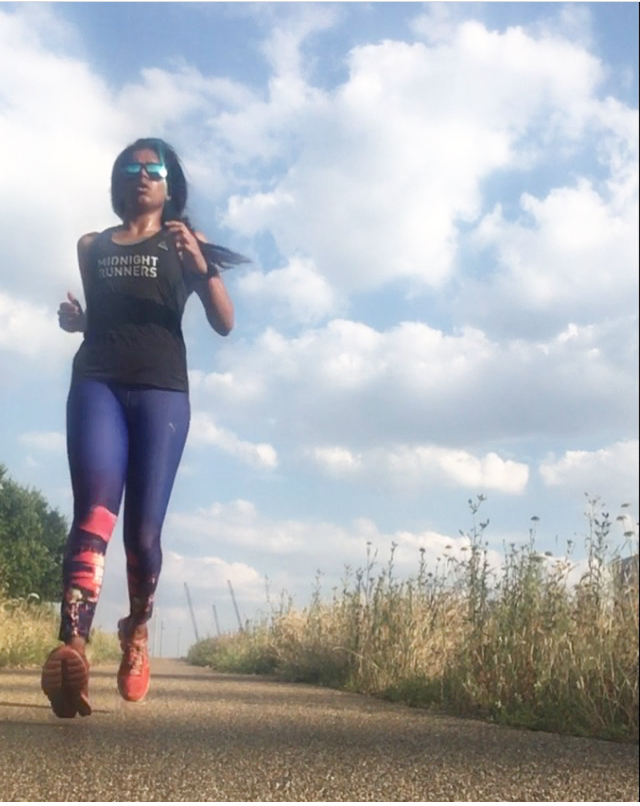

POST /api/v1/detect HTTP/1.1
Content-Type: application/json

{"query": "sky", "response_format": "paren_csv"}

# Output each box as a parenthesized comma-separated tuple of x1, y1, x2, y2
(0, 1, 637, 658)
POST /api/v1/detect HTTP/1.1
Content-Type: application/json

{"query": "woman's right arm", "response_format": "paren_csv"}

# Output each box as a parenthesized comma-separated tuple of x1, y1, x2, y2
(58, 232, 98, 333)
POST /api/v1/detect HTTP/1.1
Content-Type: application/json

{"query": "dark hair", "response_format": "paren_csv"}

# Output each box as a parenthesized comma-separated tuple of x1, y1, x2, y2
(110, 137, 189, 223)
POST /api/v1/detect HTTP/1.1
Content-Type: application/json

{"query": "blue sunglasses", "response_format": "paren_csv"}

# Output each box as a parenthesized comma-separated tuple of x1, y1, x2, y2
(121, 162, 168, 180)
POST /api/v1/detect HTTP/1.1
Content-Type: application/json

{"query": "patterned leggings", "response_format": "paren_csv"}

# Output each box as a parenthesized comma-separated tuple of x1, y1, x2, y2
(60, 379, 190, 642)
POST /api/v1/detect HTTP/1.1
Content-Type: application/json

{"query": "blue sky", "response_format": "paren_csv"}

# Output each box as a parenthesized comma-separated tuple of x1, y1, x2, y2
(0, 2, 637, 657)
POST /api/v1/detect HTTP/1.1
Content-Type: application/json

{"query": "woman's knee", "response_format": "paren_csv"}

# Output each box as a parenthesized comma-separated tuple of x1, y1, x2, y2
(125, 524, 163, 577)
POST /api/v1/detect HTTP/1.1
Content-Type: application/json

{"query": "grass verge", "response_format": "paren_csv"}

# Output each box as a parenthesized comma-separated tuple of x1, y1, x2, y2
(0, 594, 121, 667)
(188, 496, 638, 743)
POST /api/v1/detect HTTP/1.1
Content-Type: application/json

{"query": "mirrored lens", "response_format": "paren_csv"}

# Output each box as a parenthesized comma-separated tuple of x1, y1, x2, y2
(122, 162, 168, 180)
(145, 163, 168, 179)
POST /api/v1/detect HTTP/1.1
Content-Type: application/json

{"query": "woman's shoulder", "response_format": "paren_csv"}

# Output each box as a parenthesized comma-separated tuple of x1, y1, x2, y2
(76, 231, 98, 261)
(77, 227, 118, 253)
(77, 229, 108, 247)
(76, 228, 117, 270)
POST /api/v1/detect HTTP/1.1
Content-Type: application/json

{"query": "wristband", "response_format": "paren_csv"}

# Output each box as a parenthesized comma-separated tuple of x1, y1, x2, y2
(194, 261, 220, 281)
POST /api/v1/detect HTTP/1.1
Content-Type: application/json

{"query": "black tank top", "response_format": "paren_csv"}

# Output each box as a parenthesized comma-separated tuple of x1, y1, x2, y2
(72, 227, 196, 391)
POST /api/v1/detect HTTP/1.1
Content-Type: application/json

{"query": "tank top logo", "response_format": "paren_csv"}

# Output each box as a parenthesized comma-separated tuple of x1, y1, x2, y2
(97, 253, 159, 279)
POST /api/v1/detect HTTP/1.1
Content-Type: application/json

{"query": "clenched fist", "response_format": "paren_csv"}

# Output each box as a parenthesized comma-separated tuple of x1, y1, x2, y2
(58, 292, 86, 333)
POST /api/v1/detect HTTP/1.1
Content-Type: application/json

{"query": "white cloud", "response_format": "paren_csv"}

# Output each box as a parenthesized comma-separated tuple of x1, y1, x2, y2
(196, 317, 637, 452)
(163, 550, 264, 602)
(260, 4, 337, 80)
(223, 19, 607, 298)
(310, 443, 529, 495)
(19, 431, 65, 453)
(169, 499, 303, 556)
(237, 256, 339, 325)
(189, 411, 278, 470)
(382, 445, 528, 494)
(392, 526, 505, 578)
(312, 446, 363, 476)
(540, 440, 639, 506)
(410, 3, 462, 45)
(465, 174, 638, 338)
(189, 369, 265, 405)
(203, 9, 334, 167)
(531, 4, 595, 51)
(166, 497, 468, 578)
(0, 292, 76, 362)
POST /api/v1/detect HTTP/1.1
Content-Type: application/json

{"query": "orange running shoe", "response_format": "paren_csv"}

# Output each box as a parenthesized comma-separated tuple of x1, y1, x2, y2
(41, 644, 92, 718)
(117, 618, 150, 702)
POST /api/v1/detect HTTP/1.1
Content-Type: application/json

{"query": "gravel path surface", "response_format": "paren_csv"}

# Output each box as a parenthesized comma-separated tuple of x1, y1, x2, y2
(0, 659, 637, 801)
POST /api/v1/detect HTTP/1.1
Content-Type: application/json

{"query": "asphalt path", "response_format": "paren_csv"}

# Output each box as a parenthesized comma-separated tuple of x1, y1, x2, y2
(0, 659, 637, 802)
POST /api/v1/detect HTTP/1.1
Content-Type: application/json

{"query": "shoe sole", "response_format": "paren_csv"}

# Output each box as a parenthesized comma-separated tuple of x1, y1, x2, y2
(41, 648, 92, 718)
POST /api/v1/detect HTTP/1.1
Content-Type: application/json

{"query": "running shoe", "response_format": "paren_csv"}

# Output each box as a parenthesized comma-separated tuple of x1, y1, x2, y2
(41, 644, 92, 718)
(117, 618, 150, 702)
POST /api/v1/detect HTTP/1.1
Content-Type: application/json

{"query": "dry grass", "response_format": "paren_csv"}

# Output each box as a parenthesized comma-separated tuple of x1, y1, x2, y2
(189, 497, 639, 742)
(0, 593, 121, 667)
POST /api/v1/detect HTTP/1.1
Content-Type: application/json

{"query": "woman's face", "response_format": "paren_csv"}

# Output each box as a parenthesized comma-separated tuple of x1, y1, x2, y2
(119, 147, 169, 217)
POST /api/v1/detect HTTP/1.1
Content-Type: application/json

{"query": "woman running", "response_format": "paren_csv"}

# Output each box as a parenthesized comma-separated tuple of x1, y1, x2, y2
(41, 138, 241, 717)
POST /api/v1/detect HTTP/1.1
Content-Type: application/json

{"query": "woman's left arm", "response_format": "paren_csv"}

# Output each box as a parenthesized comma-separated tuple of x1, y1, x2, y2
(194, 267, 235, 336)
(165, 221, 234, 337)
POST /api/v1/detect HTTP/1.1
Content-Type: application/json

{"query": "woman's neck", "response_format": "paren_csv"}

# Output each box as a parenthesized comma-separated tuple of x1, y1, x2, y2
(120, 213, 164, 239)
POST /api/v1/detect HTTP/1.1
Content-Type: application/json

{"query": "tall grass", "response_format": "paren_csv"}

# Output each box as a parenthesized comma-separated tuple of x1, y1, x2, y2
(0, 592, 121, 667)
(189, 497, 639, 742)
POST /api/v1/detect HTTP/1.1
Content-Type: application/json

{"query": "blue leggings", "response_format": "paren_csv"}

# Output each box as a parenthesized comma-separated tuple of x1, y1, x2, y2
(60, 379, 190, 642)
